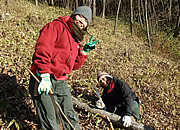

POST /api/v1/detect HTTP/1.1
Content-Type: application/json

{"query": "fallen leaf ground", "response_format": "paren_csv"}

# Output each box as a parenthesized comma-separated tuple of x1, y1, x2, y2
(0, 0, 179, 129)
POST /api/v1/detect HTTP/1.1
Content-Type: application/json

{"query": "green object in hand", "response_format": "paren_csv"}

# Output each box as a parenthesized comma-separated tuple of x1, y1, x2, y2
(83, 35, 99, 53)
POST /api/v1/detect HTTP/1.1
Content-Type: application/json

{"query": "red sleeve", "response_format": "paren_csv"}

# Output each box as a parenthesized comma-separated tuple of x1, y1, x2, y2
(33, 22, 60, 74)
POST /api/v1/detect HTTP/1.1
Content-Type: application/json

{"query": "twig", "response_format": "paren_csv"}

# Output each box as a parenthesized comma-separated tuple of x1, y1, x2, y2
(23, 65, 75, 130)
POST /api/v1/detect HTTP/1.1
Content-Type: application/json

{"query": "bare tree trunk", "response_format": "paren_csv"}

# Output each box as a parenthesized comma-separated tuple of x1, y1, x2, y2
(49, 0, 54, 6)
(173, 0, 180, 37)
(114, 0, 121, 34)
(75, 0, 79, 9)
(130, 0, 134, 34)
(141, 0, 145, 24)
(69, 1, 73, 10)
(138, 0, 143, 27)
(35, 0, 38, 6)
(145, 0, 151, 47)
(92, 0, 96, 20)
(88, 0, 92, 7)
(169, 0, 172, 21)
(85, 0, 89, 5)
(173, 16, 180, 37)
(160, 0, 164, 12)
(82, 0, 85, 5)
(66, 0, 70, 9)
(52, 0, 54, 6)
(148, 1, 153, 34)
(151, 0, 158, 33)
(102, 0, 106, 18)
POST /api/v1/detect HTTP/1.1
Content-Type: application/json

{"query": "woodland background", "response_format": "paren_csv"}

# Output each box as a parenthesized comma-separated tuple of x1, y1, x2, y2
(0, 0, 179, 129)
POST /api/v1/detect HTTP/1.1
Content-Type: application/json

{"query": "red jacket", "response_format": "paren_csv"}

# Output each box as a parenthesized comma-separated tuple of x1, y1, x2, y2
(30, 16, 88, 80)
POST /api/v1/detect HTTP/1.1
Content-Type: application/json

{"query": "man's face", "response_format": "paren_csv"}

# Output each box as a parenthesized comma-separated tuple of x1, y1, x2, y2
(99, 77, 108, 87)
(74, 14, 88, 30)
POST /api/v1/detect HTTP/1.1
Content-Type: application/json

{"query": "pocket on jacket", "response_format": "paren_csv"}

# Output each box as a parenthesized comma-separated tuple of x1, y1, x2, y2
(52, 51, 71, 64)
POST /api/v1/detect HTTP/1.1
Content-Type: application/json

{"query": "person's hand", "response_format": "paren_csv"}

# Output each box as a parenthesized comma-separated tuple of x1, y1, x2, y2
(96, 99, 105, 109)
(83, 35, 99, 54)
(38, 73, 52, 95)
(122, 115, 131, 127)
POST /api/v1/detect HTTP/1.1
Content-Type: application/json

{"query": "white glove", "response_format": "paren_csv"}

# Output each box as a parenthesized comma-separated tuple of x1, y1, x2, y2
(38, 73, 52, 95)
(122, 115, 131, 127)
(96, 99, 105, 109)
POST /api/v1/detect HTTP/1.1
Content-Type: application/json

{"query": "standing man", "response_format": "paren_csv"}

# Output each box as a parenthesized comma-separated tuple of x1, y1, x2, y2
(29, 6, 99, 130)
(96, 72, 141, 128)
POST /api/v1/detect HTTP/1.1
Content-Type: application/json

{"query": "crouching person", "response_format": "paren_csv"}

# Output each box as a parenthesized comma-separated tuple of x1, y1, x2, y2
(96, 72, 142, 128)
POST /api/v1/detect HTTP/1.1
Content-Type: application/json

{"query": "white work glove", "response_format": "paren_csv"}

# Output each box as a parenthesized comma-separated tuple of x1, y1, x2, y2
(122, 115, 131, 127)
(96, 99, 105, 109)
(38, 73, 52, 95)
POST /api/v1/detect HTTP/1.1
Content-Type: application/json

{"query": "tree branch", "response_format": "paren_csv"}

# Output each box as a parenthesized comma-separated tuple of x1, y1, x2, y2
(72, 96, 154, 130)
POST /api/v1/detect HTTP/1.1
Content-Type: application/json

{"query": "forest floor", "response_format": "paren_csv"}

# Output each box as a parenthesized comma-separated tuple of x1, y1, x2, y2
(0, 0, 179, 129)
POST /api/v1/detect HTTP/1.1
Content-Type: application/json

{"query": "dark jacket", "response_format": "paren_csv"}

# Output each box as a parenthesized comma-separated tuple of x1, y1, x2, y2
(30, 16, 87, 80)
(102, 77, 138, 116)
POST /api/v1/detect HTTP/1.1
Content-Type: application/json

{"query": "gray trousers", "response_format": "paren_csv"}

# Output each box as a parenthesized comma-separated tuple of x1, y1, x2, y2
(29, 76, 81, 130)
(114, 101, 141, 121)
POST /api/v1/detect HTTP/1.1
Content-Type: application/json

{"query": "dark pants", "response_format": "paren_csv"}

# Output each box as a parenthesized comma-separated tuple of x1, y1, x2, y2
(115, 101, 141, 121)
(29, 76, 81, 130)
(106, 101, 141, 121)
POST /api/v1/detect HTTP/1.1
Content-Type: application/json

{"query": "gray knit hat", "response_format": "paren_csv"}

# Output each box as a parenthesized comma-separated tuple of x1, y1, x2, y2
(72, 6, 92, 25)
(97, 72, 113, 82)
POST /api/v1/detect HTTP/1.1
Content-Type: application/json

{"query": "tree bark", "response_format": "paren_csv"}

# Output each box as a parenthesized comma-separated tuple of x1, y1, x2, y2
(148, 1, 152, 34)
(114, 0, 121, 34)
(102, 0, 106, 18)
(145, 0, 151, 47)
(173, 0, 180, 37)
(130, 0, 134, 34)
(85, 0, 89, 6)
(49, 0, 54, 6)
(138, 0, 143, 27)
(160, 0, 164, 12)
(92, 0, 96, 20)
(75, 0, 79, 9)
(35, 0, 38, 6)
(72, 96, 154, 130)
(151, 0, 158, 33)
(82, 0, 85, 5)
(66, 0, 70, 9)
(69, 1, 73, 10)
(141, 0, 145, 24)
(88, 0, 92, 7)
(169, 0, 172, 21)
(173, 16, 180, 37)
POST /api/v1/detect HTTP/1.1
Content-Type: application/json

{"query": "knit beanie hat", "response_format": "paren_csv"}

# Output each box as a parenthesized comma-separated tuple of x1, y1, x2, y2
(97, 72, 113, 82)
(71, 6, 92, 25)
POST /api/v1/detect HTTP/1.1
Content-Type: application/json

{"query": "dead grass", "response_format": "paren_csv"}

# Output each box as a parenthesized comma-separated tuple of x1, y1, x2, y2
(0, 0, 179, 129)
